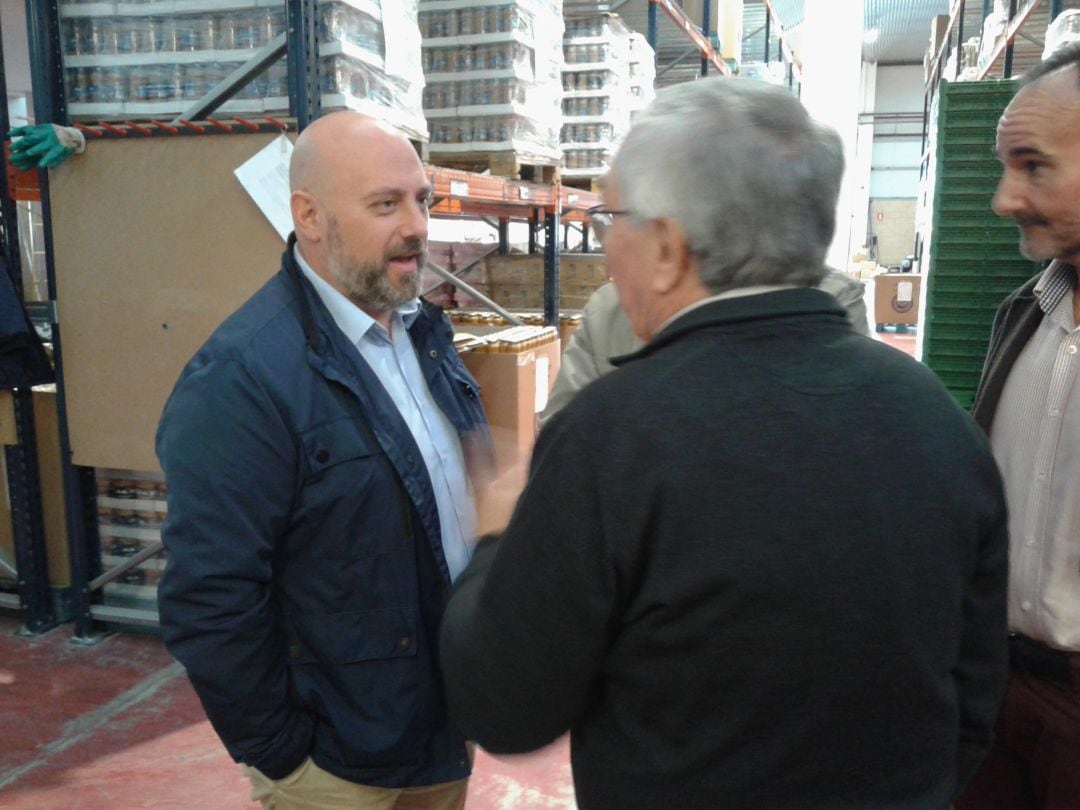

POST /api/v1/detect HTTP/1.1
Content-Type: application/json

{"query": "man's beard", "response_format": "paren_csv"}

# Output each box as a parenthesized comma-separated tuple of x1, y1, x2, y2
(326, 224, 425, 312)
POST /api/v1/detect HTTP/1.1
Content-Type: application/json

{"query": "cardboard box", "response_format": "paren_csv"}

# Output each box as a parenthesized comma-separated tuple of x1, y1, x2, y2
(461, 337, 561, 472)
(874, 274, 921, 327)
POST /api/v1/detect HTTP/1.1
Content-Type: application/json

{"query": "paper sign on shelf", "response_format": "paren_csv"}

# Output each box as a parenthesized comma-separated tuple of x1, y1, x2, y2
(234, 133, 293, 242)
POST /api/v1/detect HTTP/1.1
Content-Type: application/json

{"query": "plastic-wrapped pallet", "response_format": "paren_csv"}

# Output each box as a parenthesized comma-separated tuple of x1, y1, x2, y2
(59, 0, 427, 141)
(560, 13, 632, 181)
(420, 0, 564, 170)
(627, 31, 655, 117)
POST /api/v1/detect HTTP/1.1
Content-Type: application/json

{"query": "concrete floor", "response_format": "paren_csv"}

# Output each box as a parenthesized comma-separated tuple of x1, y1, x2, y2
(0, 616, 574, 809)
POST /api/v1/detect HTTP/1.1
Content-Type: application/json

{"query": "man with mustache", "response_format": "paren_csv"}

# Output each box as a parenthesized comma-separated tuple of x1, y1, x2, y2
(156, 112, 492, 809)
(956, 42, 1080, 810)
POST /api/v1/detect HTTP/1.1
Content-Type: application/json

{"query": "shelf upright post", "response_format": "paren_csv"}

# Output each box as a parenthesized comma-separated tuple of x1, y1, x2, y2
(528, 209, 538, 254)
(287, 0, 322, 130)
(956, 0, 965, 69)
(764, 11, 771, 62)
(647, 0, 658, 53)
(543, 208, 560, 327)
(498, 218, 509, 255)
(25, 0, 102, 639)
(701, 0, 711, 76)
(0, 6, 54, 634)
(982, 0, 992, 22)
(1050, 0, 1062, 19)
(1004, 0, 1018, 77)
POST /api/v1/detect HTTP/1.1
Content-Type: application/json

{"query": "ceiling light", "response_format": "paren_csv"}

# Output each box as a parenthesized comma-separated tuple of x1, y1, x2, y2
(863, 27, 880, 45)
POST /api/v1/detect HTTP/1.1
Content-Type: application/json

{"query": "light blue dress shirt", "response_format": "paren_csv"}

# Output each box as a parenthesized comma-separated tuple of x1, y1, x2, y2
(295, 247, 476, 580)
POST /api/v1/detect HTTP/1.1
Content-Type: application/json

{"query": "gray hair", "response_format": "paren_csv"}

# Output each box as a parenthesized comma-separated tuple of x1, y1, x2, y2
(609, 77, 844, 292)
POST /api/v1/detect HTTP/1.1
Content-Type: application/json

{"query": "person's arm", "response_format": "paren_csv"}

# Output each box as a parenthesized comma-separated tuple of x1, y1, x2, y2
(820, 272, 871, 336)
(952, 487, 1010, 794)
(441, 415, 616, 752)
(157, 357, 314, 779)
(539, 305, 605, 424)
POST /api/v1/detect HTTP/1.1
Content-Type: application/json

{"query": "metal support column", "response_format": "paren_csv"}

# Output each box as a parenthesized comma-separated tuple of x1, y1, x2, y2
(647, 0, 658, 52)
(287, 0, 321, 130)
(701, 0, 711, 76)
(0, 5, 54, 632)
(543, 212, 560, 326)
(1004, 0, 1017, 77)
(764, 11, 771, 62)
(982, 0, 992, 21)
(1050, 0, 1062, 22)
(528, 210, 538, 254)
(497, 218, 509, 255)
(26, 0, 103, 639)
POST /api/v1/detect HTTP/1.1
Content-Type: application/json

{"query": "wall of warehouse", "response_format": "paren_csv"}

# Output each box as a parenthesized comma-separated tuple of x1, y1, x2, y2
(868, 63, 923, 265)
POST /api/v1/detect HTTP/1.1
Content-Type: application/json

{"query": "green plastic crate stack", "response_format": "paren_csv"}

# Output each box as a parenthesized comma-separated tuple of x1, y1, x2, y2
(923, 79, 1041, 409)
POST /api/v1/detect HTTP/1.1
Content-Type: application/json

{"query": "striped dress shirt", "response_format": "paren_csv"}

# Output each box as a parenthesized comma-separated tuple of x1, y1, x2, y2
(990, 261, 1080, 651)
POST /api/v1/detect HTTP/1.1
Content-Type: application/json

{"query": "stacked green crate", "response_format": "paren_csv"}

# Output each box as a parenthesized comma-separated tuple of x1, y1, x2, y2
(922, 79, 1041, 409)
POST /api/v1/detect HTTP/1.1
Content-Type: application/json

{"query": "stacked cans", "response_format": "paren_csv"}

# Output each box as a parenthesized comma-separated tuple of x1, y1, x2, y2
(560, 13, 640, 177)
(60, 1, 427, 141)
(420, 0, 564, 164)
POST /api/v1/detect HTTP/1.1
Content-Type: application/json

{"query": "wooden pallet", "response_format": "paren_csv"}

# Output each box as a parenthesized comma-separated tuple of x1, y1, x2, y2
(429, 150, 560, 183)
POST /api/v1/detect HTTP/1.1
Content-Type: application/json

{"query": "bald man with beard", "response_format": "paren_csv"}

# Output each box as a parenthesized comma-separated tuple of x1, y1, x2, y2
(156, 112, 493, 809)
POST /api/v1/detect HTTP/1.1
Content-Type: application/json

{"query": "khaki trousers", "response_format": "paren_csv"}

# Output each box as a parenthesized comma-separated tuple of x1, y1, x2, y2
(244, 758, 468, 810)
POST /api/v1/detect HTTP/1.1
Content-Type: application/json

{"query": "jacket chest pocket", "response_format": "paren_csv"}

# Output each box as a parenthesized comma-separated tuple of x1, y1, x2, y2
(295, 418, 404, 561)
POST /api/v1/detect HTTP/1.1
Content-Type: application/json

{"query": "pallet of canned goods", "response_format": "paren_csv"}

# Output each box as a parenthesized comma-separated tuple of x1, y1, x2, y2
(59, 0, 428, 141)
(559, 12, 634, 180)
(420, 0, 564, 175)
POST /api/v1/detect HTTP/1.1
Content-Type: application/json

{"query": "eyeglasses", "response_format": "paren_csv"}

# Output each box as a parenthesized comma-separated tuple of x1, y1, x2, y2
(585, 205, 633, 242)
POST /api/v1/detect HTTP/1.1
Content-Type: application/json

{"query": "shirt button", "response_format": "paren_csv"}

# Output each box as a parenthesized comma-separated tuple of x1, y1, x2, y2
(1021, 600, 1032, 611)
(1037, 472, 1047, 481)
(429, 349, 438, 359)
(1068, 345, 1079, 355)
(397, 636, 413, 651)
(1049, 408, 1060, 417)
(1025, 537, 1035, 546)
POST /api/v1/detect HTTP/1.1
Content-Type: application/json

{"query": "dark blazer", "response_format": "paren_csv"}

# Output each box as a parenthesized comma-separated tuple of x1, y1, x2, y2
(970, 275, 1044, 434)
(442, 289, 1009, 810)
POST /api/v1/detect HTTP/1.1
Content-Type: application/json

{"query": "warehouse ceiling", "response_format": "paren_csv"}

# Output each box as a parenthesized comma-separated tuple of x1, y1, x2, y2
(584, 0, 956, 72)
(767, 0, 953, 64)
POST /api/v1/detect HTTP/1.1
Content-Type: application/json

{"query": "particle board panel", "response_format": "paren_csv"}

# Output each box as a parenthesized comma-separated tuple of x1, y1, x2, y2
(48, 132, 289, 472)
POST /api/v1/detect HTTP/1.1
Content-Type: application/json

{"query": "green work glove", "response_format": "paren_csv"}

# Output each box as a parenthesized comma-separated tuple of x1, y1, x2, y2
(6, 124, 86, 171)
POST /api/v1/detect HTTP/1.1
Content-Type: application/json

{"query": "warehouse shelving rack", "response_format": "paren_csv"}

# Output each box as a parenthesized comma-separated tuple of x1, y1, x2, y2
(7, 0, 598, 638)
(0, 4, 57, 635)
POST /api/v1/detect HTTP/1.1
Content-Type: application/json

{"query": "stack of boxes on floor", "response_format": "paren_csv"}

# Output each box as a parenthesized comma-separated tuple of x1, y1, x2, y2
(560, 13, 633, 181)
(420, 0, 564, 165)
(59, 0, 427, 140)
(96, 470, 167, 613)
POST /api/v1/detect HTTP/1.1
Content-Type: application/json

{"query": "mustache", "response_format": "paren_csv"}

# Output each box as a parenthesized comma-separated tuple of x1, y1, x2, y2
(387, 237, 426, 260)
(1013, 215, 1050, 228)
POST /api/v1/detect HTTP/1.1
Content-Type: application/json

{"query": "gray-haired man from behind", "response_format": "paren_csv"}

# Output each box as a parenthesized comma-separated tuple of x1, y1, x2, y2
(439, 76, 1009, 809)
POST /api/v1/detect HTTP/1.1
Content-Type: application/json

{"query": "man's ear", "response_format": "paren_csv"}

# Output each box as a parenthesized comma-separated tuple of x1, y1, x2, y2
(291, 191, 321, 242)
(650, 217, 695, 295)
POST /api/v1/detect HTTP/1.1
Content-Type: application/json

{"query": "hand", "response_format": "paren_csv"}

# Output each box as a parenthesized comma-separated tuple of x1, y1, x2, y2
(6, 124, 86, 171)
(473, 427, 530, 537)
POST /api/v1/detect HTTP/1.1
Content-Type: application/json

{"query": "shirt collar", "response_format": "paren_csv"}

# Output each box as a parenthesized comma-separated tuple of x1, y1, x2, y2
(293, 245, 421, 344)
(1033, 260, 1076, 316)
(656, 284, 797, 334)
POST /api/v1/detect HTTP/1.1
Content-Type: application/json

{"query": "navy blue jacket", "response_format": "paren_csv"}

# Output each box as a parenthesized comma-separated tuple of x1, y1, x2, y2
(157, 238, 492, 787)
